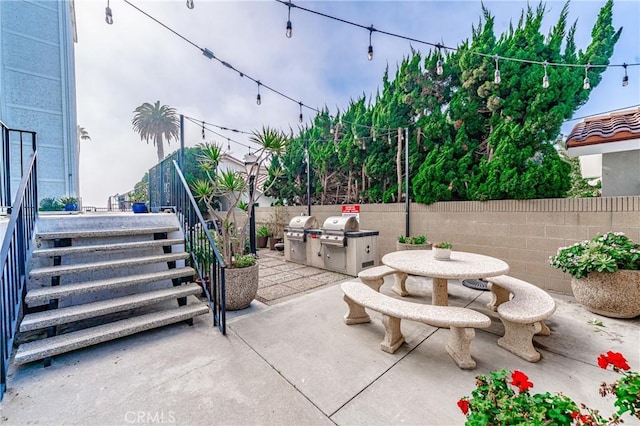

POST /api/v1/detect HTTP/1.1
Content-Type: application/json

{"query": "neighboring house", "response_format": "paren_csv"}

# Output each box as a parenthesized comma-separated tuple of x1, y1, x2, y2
(216, 152, 276, 210)
(566, 108, 640, 197)
(0, 0, 79, 202)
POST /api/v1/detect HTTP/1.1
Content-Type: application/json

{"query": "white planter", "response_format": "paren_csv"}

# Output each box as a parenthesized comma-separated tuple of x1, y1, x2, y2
(433, 247, 451, 260)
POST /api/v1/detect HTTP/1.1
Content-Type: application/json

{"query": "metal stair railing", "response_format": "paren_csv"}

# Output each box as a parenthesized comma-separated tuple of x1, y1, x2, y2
(0, 150, 38, 401)
(149, 155, 226, 334)
(1, 121, 37, 213)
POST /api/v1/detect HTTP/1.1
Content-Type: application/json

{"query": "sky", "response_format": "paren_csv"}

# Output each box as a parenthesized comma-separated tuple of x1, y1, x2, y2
(74, 0, 640, 207)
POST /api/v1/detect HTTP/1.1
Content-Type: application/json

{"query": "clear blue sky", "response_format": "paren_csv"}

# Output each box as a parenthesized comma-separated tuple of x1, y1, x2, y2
(75, 0, 640, 206)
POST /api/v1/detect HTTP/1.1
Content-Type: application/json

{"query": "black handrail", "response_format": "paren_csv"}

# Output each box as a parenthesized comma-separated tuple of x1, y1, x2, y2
(0, 151, 38, 401)
(1, 121, 37, 212)
(149, 155, 226, 334)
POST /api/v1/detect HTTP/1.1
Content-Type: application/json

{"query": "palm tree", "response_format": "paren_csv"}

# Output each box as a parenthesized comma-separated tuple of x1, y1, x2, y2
(77, 125, 91, 142)
(131, 101, 179, 162)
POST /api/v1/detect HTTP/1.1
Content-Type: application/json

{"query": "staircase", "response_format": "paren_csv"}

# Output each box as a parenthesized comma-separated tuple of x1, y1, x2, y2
(14, 213, 209, 365)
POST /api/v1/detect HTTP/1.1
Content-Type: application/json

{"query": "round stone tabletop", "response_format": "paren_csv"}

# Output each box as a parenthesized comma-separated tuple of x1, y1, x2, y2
(382, 250, 509, 280)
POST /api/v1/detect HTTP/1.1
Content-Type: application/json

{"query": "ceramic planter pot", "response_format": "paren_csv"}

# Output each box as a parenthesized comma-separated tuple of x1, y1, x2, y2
(225, 262, 259, 311)
(396, 242, 432, 251)
(132, 202, 148, 213)
(257, 236, 269, 248)
(571, 270, 640, 318)
(433, 247, 451, 260)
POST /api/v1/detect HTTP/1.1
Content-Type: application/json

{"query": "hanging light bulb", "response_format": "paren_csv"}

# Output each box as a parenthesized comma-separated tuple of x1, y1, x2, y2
(298, 102, 303, 123)
(201, 121, 205, 139)
(105, 0, 113, 24)
(285, 3, 292, 38)
(367, 26, 375, 61)
(436, 44, 444, 75)
(494, 55, 501, 84)
(227, 139, 231, 151)
(583, 65, 590, 90)
(542, 61, 549, 89)
(186, 0, 194, 9)
(256, 81, 261, 105)
(622, 63, 629, 87)
(330, 124, 334, 134)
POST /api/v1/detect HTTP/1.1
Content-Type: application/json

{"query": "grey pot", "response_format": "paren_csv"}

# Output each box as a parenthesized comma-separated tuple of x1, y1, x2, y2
(225, 263, 259, 311)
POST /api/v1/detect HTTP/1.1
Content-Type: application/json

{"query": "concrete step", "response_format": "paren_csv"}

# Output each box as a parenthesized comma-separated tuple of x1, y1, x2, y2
(14, 303, 210, 364)
(29, 253, 189, 279)
(32, 238, 185, 258)
(20, 283, 204, 331)
(36, 226, 179, 241)
(25, 267, 196, 305)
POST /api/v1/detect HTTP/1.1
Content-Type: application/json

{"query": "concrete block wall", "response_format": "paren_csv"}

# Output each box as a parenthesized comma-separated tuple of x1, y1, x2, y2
(255, 196, 640, 296)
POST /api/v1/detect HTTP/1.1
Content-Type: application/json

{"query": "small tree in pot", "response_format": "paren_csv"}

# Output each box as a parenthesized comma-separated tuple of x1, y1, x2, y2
(191, 127, 287, 309)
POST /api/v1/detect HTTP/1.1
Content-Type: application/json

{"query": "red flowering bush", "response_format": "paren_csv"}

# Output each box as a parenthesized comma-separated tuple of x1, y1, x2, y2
(458, 352, 639, 425)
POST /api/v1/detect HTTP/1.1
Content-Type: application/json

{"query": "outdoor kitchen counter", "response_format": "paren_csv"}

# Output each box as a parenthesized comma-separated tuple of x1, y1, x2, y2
(381, 250, 509, 306)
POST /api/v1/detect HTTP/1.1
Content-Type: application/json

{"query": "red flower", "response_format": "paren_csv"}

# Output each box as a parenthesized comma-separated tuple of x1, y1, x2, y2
(571, 411, 580, 419)
(605, 351, 630, 370)
(457, 399, 469, 415)
(597, 354, 609, 369)
(511, 370, 533, 393)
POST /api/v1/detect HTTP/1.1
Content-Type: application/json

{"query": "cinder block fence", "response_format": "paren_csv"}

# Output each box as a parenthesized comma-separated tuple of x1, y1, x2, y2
(255, 197, 640, 295)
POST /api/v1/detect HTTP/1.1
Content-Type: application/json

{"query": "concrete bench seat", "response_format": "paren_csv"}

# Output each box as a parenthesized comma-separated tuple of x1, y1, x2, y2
(486, 275, 556, 362)
(357, 265, 409, 296)
(341, 280, 491, 370)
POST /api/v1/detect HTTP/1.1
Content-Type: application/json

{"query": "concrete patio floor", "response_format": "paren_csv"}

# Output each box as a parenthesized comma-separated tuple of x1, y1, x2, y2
(1, 251, 639, 425)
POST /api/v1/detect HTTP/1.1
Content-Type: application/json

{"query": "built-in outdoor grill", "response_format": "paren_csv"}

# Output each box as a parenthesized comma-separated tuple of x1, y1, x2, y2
(284, 215, 317, 264)
(319, 216, 379, 276)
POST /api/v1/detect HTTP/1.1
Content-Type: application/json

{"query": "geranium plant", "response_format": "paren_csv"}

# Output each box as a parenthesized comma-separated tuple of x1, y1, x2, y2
(458, 351, 640, 425)
(549, 232, 640, 279)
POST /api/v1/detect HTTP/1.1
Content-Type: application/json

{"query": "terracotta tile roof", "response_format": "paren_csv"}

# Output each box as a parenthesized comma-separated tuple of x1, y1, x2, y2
(566, 107, 640, 149)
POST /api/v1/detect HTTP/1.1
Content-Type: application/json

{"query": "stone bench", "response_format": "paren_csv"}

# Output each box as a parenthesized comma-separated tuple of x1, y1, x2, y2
(357, 265, 409, 296)
(341, 280, 491, 370)
(486, 275, 556, 362)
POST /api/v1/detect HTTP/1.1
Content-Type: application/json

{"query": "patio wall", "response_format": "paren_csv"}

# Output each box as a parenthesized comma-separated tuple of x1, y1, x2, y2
(255, 196, 640, 295)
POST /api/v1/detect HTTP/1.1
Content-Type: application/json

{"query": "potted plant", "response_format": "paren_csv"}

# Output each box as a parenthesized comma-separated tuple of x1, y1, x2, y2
(550, 232, 640, 318)
(129, 181, 149, 213)
(433, 242, 452, 260)
(256, 225, 271, 249)
(191, 127, 287, 310)
(38, 197, 64, 212)
(397, 235, 431, 251)
(458, 351, 640, 425)
(267, 205, 286, 250)
(59, 196, 78, 212)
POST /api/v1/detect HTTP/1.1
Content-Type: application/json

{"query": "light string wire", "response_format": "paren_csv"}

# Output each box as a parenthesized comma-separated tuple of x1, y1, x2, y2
(120, 0, 417, 135)
(183, 116, 256, 150)
(276, 0, 640, 70)
(121, 0, 638, 148)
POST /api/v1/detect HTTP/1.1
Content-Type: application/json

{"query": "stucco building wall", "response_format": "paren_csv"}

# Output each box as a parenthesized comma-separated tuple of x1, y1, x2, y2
(0, 0, 78, 201)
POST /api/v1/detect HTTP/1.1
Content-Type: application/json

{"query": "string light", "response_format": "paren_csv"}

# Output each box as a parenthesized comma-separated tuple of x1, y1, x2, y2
(105, 0, 113, 25)
(201, 121, 205, 139)
(542, 61, 549, 89)
(367, 26, 375, 61)
(583, 65, 590, 90)
(186, 0, 194, 10)
(227, 138, 231, 151)
(299, 102, 303, 123)
(256, 81, 262, 105)
(622, 63, 629, 87)
(286, 2, 293, 38)
(494, 55, 501, 84)
(436, 44, 444, 75)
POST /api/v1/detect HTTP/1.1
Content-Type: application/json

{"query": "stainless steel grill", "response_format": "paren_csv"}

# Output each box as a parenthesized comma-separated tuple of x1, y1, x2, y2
(284, 215, 317, 264)
(319, 216, 359, 247)
(319, 216, 379, 276)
